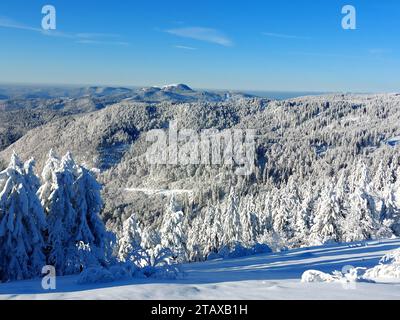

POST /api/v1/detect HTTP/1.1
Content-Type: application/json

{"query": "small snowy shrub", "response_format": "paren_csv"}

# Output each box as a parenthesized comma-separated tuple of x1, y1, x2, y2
(217, 245, 231, 258)
(380, 248, 400, 265)
(141, 263, 182, 280)
(301, 270, 335, 283)
(137, 246, 183, 279)
(364, 248, 400, 280)
(117, 217, 185, 280)
(138, 246, 174, 268)
(301, 268, 369, 283)
(108, 265, 130, 281)
(206, 252, 221, 261)
(251, 243, 272, 255)
(77, 267, 114, 284)
(226, 243, 252, 258)
(207, 243, 272, 260)
(77, 262, 148, 285)
(120, 261, 145, 278)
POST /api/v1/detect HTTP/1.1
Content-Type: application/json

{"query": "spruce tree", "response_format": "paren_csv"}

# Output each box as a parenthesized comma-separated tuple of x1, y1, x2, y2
(160, 196, 187, 262)
(0, 153, 46, 281)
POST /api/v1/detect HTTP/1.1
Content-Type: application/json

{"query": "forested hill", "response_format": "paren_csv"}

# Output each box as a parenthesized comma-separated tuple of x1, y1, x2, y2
(1, 93, 400, 261)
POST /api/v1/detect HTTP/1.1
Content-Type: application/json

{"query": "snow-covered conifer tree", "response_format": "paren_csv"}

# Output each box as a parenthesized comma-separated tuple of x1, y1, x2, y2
(39, 151, 112, 275)
(376, 184, 397, 238)
(0, 153, 46, 281)
(160, 196, 187, 262)
(390, 166, 400, 234)
(335, 169, 350, 216)
(343, 187, 379, 242)
(372, 161, 390, 196)
(187, 203, 222, 260)
(69, 153, 113, 271)
(309, 182, 340, 245)
(220, 188, 241, 246)
(293, 193, 313, 246)
(118, 213, 142, 262)
(37, 149, 61, 209)
(273, 181, 298, 243)
(239, 196, 259, 245)
(39, 156, 77, 275)
(140, 226, 173, 267)
(24, 158, 41, 192)
(342, 163, 380, 242)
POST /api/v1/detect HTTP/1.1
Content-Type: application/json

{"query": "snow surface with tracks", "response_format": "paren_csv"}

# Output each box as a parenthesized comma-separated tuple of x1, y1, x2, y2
(1, 238, 400, 300)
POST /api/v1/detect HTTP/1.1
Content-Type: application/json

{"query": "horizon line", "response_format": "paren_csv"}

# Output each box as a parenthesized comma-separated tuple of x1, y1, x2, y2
(0, 80, 385, 95)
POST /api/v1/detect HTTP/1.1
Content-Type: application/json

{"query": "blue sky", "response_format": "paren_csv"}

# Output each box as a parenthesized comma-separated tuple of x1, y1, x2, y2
(0, 0, 399, 92)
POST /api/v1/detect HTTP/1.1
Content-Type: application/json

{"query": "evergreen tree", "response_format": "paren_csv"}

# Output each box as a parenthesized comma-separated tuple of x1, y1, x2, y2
(220, 188, 241, 246)
(239, 195, 259, 245)
(39, 151, 113, 275)
(160, 196, 187, 262)
(376, 184, 396, 238)
(372, 161, 390, 196)
(72, 156, 113, 269)
(343, 187, 379, 242)
(391, 166, 400, 234)
(24, 158, 41, 192)
(309, 182, 340, 245)
(293, 193, 313, 246)
(118, 213, 142, 263)
(273, 181, 299, 243)
(0, 153, 46, 281)
(342, 164, 380, 242)
(140, 226, 173, 267)
(38, 151, 78, 275)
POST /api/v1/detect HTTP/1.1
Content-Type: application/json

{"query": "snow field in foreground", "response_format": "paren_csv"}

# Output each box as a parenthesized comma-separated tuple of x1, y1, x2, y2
(1, 238, 400, 300)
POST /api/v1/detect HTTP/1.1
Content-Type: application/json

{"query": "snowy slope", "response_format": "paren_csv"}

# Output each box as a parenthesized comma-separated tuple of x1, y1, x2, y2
(1, 238, 400, 300)
(387, 136, 400, 147)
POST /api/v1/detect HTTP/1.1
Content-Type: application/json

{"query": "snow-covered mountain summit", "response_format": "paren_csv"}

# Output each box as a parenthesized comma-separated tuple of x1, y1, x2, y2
(130, 83, 252, 103)
(161, 83, 194, 92)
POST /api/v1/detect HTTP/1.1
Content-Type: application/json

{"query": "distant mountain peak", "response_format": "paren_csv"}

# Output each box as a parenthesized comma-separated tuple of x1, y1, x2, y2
(161, 84, 193, 92)
(140, 86, 162, 92)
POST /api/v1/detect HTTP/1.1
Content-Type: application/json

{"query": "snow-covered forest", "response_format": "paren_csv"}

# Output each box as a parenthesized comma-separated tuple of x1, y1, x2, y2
(0, 151, 115, 281)
(102, 94, 400, 262)
(1, 92, 400, 282)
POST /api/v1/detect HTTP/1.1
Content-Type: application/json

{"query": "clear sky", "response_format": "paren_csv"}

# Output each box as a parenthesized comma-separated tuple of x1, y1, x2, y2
(0, 0, 399, 92)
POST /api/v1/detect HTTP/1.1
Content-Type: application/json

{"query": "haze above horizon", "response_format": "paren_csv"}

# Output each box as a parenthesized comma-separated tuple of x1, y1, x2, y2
(0, 0, 399, 92)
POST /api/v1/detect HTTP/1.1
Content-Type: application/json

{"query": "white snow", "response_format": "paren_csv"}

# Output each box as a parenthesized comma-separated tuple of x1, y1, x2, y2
(364, 248, 400, 282)
(162, 84, 180, 89)
(1, 238, 400, 300)
(387, 136, 400, 147)
(161, 84, 182, 90)
(125, 188, 193, 196)
(301, 246, 400, 284)
(301, 270, 337, 283)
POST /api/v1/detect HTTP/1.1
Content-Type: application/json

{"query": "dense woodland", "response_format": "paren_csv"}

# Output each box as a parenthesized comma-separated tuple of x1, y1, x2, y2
(1, 92, 400, 280)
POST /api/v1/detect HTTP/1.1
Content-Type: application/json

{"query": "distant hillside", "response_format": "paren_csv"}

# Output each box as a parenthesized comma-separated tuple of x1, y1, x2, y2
(2, 94, 400, 262)
(0, 84, 256, 152)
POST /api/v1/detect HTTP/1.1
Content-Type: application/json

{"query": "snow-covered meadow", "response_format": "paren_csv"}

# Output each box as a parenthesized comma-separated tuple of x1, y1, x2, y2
(1, 238, 399, 300)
